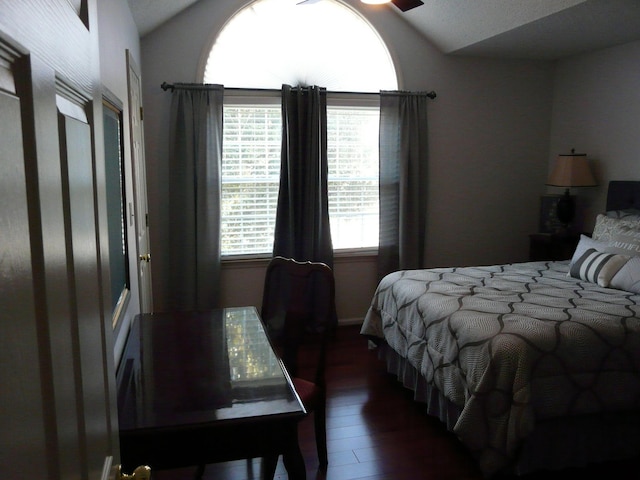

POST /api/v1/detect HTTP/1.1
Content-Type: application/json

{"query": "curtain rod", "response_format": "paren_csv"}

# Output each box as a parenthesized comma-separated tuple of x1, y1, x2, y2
(160, 82, 436, 99)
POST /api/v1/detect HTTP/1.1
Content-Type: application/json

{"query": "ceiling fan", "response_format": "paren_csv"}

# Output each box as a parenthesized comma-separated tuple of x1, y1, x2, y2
(297, 0, 424, 13)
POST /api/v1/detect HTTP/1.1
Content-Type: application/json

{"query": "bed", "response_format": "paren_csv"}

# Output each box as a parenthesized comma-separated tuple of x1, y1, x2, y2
(361, 181, 640, 477)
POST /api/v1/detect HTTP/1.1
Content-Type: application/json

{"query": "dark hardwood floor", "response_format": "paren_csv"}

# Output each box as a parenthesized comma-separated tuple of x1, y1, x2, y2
(153, 325, 637, 480)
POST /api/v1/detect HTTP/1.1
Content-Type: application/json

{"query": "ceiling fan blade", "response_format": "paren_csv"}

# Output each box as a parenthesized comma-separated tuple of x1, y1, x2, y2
(391, 0, 424, 12)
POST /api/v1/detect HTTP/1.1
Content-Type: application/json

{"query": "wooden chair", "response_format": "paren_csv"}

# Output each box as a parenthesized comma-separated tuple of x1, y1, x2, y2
(260, 256, 336, 472)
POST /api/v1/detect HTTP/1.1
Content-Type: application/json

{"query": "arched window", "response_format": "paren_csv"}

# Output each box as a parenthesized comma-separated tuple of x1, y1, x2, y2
(202, 0, 397, 256)
(203, 0, 397, 91)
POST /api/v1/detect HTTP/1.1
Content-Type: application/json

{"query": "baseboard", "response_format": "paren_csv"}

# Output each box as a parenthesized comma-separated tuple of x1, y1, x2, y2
(338, 317, 363, 326)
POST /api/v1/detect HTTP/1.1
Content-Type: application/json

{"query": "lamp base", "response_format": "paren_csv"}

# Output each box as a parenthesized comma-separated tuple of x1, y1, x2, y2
(556, 189, 575, 227)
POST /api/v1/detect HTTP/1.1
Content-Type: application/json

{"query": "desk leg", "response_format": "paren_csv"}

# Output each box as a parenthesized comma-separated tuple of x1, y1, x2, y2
(261, 455, 278, 480)
(260, 423, 306, 480)
(282, 452, 306, 480)
(282, 424, 306, 480)
(259, 451, 306, 480)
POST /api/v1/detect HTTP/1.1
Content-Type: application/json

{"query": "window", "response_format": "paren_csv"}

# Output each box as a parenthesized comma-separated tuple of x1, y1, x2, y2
(205, 0, 396, 257)
(221, 102, 281, 256)
(327, 105, 379, 250)
(221, 98, 380, 256)
(203, 0, 397, 92)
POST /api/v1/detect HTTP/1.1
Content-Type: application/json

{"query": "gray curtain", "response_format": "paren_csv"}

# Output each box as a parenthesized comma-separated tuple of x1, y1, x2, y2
(166, 84, 224, 311)
(273, 84, 334, 268)
(378, 91, 430, 280)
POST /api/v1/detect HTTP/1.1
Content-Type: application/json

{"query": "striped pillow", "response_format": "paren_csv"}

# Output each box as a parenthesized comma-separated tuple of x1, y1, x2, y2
(569, 248, 629, 287)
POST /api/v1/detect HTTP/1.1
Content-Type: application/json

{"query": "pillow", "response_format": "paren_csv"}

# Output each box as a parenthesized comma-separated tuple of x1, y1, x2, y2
(592, 213, 640, 242)
(569, 248, 629, 287)
(605, 209, 640, 220)
(568, 235, 609, 267)
(610, 256, 640, 294)
(608, 224, 640, 257)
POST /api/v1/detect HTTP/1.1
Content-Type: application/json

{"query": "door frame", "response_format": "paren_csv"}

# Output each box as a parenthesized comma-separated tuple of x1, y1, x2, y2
(126, 50, 153, 314)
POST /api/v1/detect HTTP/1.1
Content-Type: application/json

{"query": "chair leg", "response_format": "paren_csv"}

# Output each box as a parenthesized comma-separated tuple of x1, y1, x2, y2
(314, 403, 328, 469)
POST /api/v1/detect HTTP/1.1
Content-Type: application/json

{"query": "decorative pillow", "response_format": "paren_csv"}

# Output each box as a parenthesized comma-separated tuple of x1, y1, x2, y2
(569, 248, 629, 287)
(608, 224, 640, 257)
(569, 235, 611, 267)
(605, 209, 640, 220)
(610, 256, 640, 294)
(592, 214, 640, 242)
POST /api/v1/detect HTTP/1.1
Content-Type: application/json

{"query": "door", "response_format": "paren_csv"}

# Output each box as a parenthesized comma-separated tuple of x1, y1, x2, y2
(0, 1, 119, 478)
(126, 51, 153, 313)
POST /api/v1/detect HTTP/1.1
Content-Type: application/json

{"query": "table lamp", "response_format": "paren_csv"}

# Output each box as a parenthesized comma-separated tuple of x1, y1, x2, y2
(546, 149, 597, 228)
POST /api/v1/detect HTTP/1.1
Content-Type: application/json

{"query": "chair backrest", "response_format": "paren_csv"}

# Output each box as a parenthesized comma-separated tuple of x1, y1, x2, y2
(261, 256, 336, 385)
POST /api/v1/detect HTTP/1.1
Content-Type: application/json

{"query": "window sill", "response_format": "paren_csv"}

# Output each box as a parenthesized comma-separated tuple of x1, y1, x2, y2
(221, 248, 378, 267)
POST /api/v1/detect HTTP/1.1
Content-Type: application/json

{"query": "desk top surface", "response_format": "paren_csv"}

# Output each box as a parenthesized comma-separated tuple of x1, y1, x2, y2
(117, 307, 305, 432)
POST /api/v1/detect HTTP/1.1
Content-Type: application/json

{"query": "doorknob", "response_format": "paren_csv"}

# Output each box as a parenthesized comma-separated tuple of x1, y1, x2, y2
(114, 464, 151, 480)
(139, 253, 151, 262)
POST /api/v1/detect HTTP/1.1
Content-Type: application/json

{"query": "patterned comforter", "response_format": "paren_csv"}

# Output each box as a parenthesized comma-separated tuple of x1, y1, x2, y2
(361, 260, 640, 477)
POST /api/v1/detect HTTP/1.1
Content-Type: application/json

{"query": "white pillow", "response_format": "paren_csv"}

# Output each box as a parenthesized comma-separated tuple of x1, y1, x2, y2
(569, 248, 629, 287)
(610, 256, 640, 294)
(569, 235, 613, 267)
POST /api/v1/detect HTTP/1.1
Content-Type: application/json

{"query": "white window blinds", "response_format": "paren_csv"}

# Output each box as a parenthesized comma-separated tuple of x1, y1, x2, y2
(221, 103, 379, 256)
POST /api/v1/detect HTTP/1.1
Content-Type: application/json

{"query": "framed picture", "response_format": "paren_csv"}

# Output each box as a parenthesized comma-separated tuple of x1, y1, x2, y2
(539, 194, 563, 233)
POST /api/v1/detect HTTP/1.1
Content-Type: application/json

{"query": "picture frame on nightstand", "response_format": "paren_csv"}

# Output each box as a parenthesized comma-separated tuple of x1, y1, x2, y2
(539, 194, 572, 233)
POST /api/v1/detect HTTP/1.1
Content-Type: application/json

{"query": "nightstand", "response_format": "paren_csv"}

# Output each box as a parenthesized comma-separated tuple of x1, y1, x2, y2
(529, 232, 581, 261)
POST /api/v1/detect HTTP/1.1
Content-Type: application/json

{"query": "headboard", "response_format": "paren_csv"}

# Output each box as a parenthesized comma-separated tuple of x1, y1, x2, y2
(606, 181, 640, 211)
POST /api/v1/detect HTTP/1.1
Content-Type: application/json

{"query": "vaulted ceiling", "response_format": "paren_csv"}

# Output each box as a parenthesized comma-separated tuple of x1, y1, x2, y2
(127, 0, 640, 60)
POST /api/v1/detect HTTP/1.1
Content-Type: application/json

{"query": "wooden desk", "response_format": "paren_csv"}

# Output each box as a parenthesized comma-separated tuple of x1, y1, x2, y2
(117, 307, 306, 479)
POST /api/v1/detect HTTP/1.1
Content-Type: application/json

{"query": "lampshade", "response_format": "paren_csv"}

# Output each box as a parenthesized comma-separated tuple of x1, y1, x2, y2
(545, 150, 597, 228)
(361, 0, 391, 4)
(546, 151, 597, 188)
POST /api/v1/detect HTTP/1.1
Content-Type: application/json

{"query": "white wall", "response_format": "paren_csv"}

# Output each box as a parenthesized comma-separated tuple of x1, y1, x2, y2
(98, 0, 140, 100)
(96, 0, 142, 360)
(140, 0, 555, 323)
(548, 40, 640, 232)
